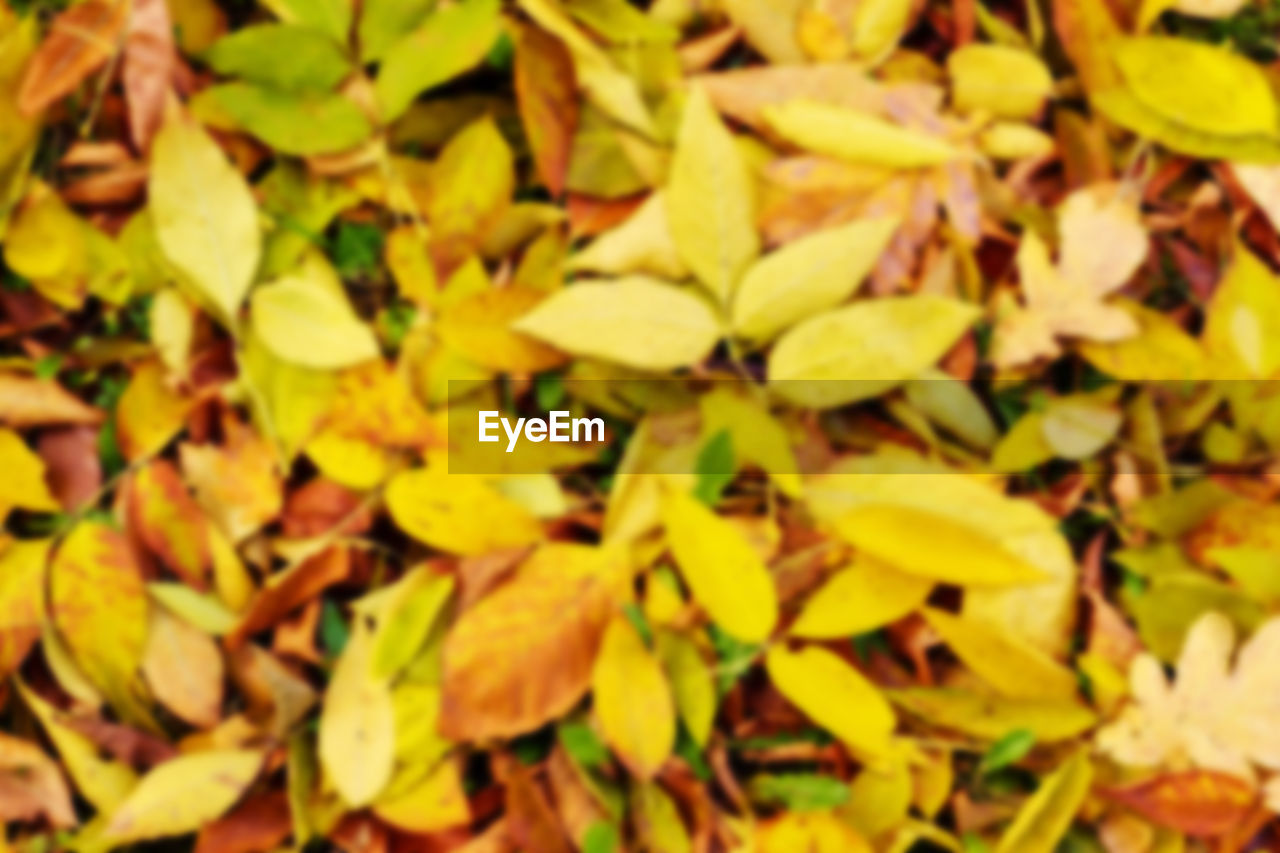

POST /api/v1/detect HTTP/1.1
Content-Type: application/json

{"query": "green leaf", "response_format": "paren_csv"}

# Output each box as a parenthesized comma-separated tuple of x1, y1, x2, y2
(195, 83, 374, 156)
(692, 429, 734, 506)
(583, 821, 622, 853)
(559, 722, 611, 769)
(205, 24, 353, 93)
(979, 729, 1037, 776)
(375, 0, 503, 122)
(747, 773, 851, 810)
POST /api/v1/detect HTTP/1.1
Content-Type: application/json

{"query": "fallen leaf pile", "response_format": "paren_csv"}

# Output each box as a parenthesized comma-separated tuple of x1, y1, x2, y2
(5, 0, 1280, 849)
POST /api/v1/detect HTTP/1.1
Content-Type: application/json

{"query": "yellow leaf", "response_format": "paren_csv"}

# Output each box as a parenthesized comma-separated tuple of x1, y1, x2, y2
(149, 115, 261, 326)
(763, 100, 959, 168)
(1040, 397, 1122, 460)
(0, 427, 57, 514)
(732, 216, 899, 342)
(250, 253, 380, 370)
(655, 630, 717, 748)
(978, 122, 1056, 159)
(769, 295, 979, 409)
(1077, 299, 1207, 381)
(593, 616, 676, 780)
(513, 277, 722, 371)
(995, 750, 1094, 853)
(922, 608, 1078, 700)
(386, 468, 544, 555)
(49, 522, 150, 718)
(665, 85, 760, 302)
(1113, 37, 1277, 138)
(373, 757, 469, 833)
(886, 688, 1097, 741)
(319, 619, 396, 807)
(791, 558, 933, 639)
(116, 359, 194, 462)
(698, 387, 802, 497)
(661, 489, 778, 643)
(947, 44, 1053, 119)
(757, 811, 872, 853)
(569, 191, 689, 280)
(808, 459, 1077, 654)
(844, 754, 913, 838)
(435, 287, 568, 373)
(850, 0, 913, 63)
(17, 680, 137, 812)
(147, 583, 238, 635)
(104, 750, 263, 843)
(1204, 243, 1280, 378)
(427, 115, 514, 275)
(765, 645, 896, 760)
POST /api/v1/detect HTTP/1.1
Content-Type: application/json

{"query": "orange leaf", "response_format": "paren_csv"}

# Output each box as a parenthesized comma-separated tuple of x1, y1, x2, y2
(439, 544, 624, 741)
(0, 373, 104, 428)
(1100, 770, 1258, 837)
(128, 459, 210, 588)
(514, 22, 578, 199)
(0, 540, 50, 679)
(180, 415, 283, 543)
(0, 733, 76, 828)
(18, 0, 128, 116)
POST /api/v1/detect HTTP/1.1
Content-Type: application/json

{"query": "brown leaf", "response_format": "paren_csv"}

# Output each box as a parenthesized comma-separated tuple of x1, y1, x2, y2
(1100, 771, 1257, 837)
(514, 23, 578, 199)
(37, 427, 102, 511)
(505, 763, 573, 853)
(193, 790, 292, 853)
(281, 478, 373, 539)
(18, 0, 128, 116)
(122, 0, 175, 151)
(0, 373, 104, 428)
(0, 733, 77, 828)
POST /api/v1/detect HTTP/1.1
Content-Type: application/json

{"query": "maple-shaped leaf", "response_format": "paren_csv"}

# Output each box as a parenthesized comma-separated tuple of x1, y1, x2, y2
(1097, 610, 1280, 802)
(993, 183, 1147, 369)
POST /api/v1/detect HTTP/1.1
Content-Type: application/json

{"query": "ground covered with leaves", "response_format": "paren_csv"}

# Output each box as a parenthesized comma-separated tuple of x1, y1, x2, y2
(5, 0, 1280, 850)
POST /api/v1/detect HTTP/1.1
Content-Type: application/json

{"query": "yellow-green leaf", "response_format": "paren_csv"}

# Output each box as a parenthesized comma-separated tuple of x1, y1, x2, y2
(104, 750, 263, 843)
(655, 630, 717, 748)
(514, 277, 721, 371)
(732, 216, 899, 342)
(769, 295, 979, 408)
(665, 85, 760, 302)
(375, 0, 502, 122)
(763, 100, 959, 168)
(1113, 36, 1277, 138)
(195, 83, 373, 156)
(149, 115, 261, 326)
(250, 253, 380, 369)
(886, 688, 1097, 742)
(661, 488, 778, 643)
(204, 24, 352, 92)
